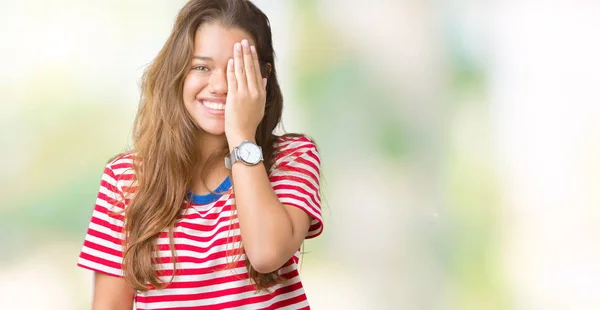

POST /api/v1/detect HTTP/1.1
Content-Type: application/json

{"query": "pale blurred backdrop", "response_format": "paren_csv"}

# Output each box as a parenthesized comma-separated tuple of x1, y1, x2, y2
(1, 0, 600, 309)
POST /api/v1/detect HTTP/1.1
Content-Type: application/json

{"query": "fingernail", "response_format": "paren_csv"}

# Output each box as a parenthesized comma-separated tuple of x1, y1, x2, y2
(250, 45, 257, 54)
(241, 40, 249, 47)
(235, 43, 241, 52)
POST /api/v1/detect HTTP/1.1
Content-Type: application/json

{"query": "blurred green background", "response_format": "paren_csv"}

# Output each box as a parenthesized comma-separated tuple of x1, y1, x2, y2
(1, 1, 600, 309)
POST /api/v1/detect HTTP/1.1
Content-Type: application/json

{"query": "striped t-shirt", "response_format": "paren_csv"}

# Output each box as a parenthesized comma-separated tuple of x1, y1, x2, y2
(77, 135, 323, 309)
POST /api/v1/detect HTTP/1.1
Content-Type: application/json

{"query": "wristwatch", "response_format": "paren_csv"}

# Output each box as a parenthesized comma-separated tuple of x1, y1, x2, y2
(225, 141, 264, 169)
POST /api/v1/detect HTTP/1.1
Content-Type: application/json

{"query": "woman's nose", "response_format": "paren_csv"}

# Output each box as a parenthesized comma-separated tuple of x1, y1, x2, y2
(209, 70, 227, 94)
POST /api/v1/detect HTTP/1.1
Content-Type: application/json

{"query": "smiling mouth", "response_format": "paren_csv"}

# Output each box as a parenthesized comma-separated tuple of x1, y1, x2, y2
(202, 100, 225, 111)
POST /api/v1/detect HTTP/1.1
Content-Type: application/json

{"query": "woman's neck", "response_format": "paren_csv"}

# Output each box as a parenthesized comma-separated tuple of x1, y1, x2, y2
(190, 131, 230, 194)
(194, 132, 229, 165)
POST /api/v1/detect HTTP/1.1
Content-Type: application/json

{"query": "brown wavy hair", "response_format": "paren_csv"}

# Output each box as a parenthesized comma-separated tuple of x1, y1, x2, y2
(122, 0, 288, 292)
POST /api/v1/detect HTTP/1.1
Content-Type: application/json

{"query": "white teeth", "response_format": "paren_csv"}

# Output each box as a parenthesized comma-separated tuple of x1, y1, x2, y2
(202, 101, 225, 110)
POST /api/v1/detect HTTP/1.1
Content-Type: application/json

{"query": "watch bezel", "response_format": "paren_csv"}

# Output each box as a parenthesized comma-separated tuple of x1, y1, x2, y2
(237, 141, 263, 165)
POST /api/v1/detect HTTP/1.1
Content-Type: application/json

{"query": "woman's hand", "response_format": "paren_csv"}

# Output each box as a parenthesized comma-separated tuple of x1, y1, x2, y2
(225, 39, 267, 149)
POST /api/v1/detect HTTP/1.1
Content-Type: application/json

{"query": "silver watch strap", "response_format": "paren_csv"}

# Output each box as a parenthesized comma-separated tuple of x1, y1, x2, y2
(224, 148, 239, 169)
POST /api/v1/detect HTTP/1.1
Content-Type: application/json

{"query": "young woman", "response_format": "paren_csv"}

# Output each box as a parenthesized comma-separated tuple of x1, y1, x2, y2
(76, 0, 323, 309)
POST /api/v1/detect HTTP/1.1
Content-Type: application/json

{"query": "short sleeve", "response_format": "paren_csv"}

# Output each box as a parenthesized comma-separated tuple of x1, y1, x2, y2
(77, 162, 127, 277)
(269, 136, 323, 239)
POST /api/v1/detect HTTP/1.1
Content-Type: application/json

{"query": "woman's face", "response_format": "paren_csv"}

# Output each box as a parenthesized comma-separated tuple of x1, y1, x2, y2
(183, 22, 256, 136)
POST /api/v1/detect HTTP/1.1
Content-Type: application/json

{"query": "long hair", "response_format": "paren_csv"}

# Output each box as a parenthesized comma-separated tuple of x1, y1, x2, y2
(122, 0, 286, 291)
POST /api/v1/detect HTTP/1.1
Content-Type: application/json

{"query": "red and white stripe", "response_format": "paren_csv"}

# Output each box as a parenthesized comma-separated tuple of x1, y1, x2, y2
(78, 136, 322, 309)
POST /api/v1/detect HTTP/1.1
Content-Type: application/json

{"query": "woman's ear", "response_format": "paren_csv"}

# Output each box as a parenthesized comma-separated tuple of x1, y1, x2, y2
(263, 63, 272, 77)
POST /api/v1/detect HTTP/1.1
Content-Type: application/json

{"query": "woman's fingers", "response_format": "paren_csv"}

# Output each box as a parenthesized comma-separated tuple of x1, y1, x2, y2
(241, 40, 258, 94)
(231, 40, 265, 96)
(226, 58, 236, 94)
(250, 45, 266, 90)
(233, 42, 247, 92)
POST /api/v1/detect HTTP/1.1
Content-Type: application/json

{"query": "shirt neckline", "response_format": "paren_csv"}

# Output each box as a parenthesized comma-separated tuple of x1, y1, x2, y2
(187, 176, 232, 205)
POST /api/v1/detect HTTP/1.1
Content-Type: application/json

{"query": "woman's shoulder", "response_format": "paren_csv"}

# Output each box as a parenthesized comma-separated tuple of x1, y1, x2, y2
(273, 134, 318, 153)
(105, 152, 136, 170)
(102, 152, 138, 185)
(272, 134, 320, 167)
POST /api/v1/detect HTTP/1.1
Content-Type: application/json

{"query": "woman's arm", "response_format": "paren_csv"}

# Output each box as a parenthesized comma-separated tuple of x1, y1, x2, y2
(92, 272, 135, 310)
(230, 159, 312, 274)
(224, 40, 320, 273)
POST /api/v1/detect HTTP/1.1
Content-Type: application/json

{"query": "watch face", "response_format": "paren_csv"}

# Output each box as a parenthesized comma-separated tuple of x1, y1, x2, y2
(238, 142, 262, 164)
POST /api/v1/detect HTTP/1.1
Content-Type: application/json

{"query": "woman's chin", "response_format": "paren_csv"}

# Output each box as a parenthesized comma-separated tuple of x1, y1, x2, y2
(195, 122, 226, 137)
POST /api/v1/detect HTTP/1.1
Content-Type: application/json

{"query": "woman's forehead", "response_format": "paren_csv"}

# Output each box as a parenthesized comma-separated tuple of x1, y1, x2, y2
(193, 23, 256, 55)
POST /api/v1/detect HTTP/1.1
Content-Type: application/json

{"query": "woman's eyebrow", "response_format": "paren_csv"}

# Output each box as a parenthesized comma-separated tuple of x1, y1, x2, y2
(193, 56, 213, 61)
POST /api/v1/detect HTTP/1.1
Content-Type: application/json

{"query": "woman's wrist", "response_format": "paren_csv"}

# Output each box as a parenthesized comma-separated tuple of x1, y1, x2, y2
(227, 134, 256, 152)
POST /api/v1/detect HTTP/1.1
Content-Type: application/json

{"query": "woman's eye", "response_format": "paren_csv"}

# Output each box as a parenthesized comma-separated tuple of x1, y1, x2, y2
(193, 65, 210, 72)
